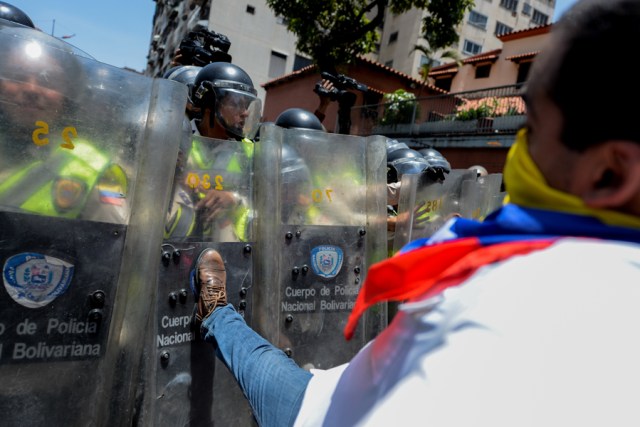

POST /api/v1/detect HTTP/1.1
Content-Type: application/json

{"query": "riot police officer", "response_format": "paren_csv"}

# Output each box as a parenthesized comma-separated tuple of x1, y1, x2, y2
(275, 107, 325, 131)
(386, 147, 431, 253)
(468, 164, 489, 177)
(191, 62, 261, 141)
(164, 64, 203, 122)
(164, 62, 261, 241)
(419, 147, 451, 182)
(0, 13, 128, 224)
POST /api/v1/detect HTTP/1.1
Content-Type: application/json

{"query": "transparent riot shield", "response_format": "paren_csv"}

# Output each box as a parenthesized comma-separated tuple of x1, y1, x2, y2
(0, 21, 187, 427)
(393, 169, 477, 253)
(147, 133, 255, 426)
(459, 173, 504, 220)
(253, 124, 387, 370)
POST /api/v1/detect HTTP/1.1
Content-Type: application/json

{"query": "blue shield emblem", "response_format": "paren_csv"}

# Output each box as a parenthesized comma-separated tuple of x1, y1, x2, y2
(310, 245, 343, 279)
(3, 252, 74, 308)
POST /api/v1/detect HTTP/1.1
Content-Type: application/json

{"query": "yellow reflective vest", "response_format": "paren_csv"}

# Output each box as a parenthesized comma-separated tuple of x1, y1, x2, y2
(0, 139, 127, 220)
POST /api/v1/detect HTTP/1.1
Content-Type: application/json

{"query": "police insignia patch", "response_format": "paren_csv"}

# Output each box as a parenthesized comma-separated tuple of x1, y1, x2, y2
(310, 245, 343, 279)
(3, 252, 74, 308)
(53, 177, 86, 212)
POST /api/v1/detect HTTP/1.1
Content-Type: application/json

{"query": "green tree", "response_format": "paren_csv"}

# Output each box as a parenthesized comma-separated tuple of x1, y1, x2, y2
(265, 0, 475, 73)
(413, 0, 473, 88)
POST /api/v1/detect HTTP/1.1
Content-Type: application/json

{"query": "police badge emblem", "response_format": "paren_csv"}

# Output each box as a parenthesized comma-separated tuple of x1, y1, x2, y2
(3, 252, 74, 308)
(310, 245, 343, 279)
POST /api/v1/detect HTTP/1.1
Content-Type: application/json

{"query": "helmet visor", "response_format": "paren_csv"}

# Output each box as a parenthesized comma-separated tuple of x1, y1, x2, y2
(214, 87, 261, 139)
(393, 158, 429, 176)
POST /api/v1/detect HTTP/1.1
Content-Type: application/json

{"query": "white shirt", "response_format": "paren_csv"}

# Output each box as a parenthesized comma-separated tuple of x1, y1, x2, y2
(295, 238, 640, 427)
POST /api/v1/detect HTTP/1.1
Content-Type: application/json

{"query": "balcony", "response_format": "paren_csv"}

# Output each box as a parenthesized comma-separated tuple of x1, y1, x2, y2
(350, 84, 527, 140)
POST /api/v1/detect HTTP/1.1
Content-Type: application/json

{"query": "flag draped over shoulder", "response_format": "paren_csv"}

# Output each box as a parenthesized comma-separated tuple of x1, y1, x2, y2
(344, 204, 640, 340)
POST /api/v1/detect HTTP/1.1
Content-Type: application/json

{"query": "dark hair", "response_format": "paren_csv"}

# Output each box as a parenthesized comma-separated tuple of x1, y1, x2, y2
(527, 0, 640, 151)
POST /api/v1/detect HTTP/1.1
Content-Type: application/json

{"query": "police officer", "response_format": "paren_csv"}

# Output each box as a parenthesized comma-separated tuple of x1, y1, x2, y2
(275, 107, 325, 131)
(164, 64, 203, 122)
(386, 147, 432, 253)
(164, 62, 261, 241)
(468, 164, 489, 177)
(0, 10, 128, 224)
(419, 147, 451, 182)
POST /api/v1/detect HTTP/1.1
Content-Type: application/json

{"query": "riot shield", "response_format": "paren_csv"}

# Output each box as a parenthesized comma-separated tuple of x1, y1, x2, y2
(0, 21, 187, 427)
(459, 173, 504, 220)
(253, 124, 387, 370)
(147, 133, 255, 426)
(392, 169, 477, 253)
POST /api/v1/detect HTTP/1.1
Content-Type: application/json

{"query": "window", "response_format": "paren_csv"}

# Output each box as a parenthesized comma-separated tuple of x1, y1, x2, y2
(421, 55, 441, 68)
(475, 64, 491, 79)
(517, 61, 532, 83)
(268, 51, 287, 78)
(531, 9, 549, 25)
(362, 91, 382, 120)
(435, 76, 452, 92)
(293, 54, 312, 71)
(388, 31, 398, 44)
(499, 0, 519, 12)
(463, 39, 482, 55)
(246, 5, 255, 14)
(495, 21, 513, 36)
(522, 2, 532, 16)
(468, 11, 488, 30)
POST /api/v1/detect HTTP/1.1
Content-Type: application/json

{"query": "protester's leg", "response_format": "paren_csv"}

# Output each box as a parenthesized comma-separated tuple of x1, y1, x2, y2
(202, 303, 312, 427)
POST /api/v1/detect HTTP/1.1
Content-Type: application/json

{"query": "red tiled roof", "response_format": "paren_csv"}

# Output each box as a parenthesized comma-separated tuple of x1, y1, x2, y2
(429, 67, 458, 77)
(505, 51, 540, 62)
(457, 96, 526, 116)
(498, 24, 552, 42)
(262, 55, 446, 94)
(463, 49, 502, 65)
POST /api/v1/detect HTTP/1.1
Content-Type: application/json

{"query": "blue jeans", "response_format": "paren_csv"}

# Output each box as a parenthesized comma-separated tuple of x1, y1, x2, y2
(202, 304, 313, 427)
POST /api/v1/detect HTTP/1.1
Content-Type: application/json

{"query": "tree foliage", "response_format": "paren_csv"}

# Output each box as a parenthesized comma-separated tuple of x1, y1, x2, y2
(265, 0, 474, 73)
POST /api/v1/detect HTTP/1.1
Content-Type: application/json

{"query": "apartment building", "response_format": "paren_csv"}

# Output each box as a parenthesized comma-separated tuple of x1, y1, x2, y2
(376, 0, 555, 79)
(146, 0, 302, 103)
(145, 1, 555, 103)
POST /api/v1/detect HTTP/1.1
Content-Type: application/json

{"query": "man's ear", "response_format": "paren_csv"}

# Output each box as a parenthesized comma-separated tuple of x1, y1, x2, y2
(582, 141, 640, 209)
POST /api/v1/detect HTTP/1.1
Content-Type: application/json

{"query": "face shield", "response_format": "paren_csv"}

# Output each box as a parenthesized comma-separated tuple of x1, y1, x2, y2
(388, 157, 429, 183)
(212, 80, 262, 139)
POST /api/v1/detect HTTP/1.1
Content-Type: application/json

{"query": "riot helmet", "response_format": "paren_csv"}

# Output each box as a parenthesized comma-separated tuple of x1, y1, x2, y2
(385, 139, 409, 155)
(0, 2, 34, 28)
(419, 147, 451, 182)
(192, 62, 261, 140)
(164, 65, 202, 87)
(165, 65, 202, 120)
(468, 164, 488, 177)
(387, 147, 430, 184)
(420, 148, 451, 172)
(275, 108, 324, 131)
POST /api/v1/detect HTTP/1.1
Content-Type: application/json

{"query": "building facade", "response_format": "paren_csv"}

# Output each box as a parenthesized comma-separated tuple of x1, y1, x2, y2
(376, 0, 555, 80)
(145, 1, 555, 103)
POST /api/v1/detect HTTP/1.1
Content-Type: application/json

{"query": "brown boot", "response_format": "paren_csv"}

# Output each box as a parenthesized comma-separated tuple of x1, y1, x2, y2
(194, 249, 227, 324)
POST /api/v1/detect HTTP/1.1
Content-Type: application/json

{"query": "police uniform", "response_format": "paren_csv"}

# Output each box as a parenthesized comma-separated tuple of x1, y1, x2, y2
(164, 122, 253, 241)
(0, 139, 128, 223)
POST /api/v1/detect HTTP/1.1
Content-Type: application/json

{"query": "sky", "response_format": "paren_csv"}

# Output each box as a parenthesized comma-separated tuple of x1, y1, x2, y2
(554, 0, 580, 21)
(8, 0, 579, 73)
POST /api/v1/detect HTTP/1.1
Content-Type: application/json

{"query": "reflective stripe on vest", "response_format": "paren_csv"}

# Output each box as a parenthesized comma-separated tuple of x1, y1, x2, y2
(0, 140, 112, 218)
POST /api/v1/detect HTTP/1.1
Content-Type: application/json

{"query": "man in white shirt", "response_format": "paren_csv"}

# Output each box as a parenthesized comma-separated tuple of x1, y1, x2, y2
(193, 1, 640, 425)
